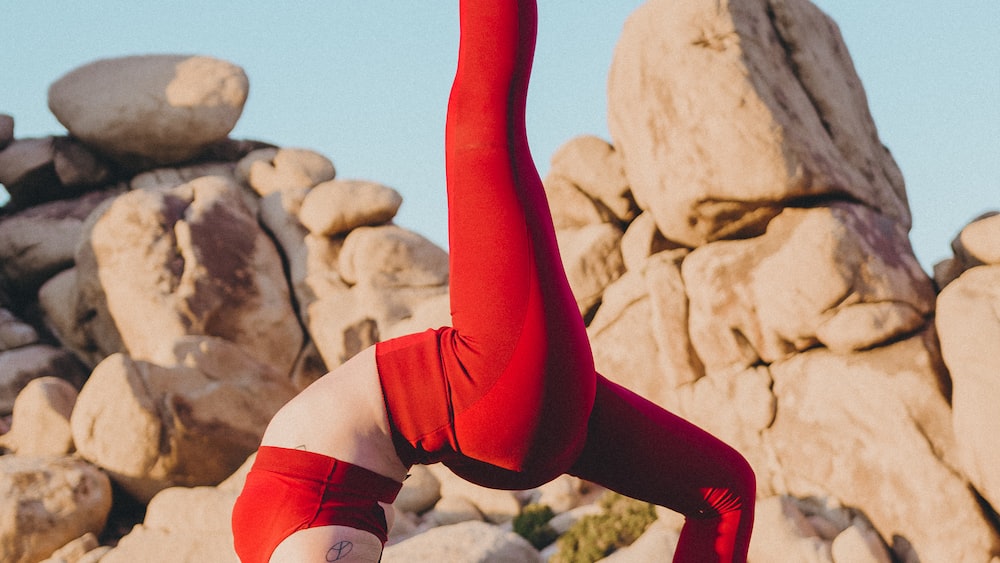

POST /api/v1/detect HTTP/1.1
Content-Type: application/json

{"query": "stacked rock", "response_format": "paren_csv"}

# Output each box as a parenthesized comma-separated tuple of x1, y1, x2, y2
(1, 1, 998, 561)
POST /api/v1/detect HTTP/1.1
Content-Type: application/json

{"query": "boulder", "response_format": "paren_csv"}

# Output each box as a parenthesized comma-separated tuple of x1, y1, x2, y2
(532, 474, 588, 514)
(763, 333, 998, 562)
(671, 364, 776, 474)
(548, 135, 636, 224)
(335, 224, 449, 333)
(936, 265, 1000, 510)
(0, 137, 113, 210)
(37, 268, 99, 366)
(955, 211, 1000, 266)
(0, 308, 39, 351)
(48, 54, 249, 168)
(0, 138, 53, 190)
(0, 376, 77, 457)
(258, 188, 351, 318)
(394, 464, 442, 515)
(598, 520, 679, 562)
(608, 0, 907, 246)
(555, 223, 625, 317)
(0, 344, 87, 416)
(619, 212, 676, 273)
(425, 496, 484, 527)
(747, 496, 831, 562)
(682, 204, 934, 372)
(587, 269, 670, 403)
(0, 188, 120, 293)
(831, 524, 893, 563)
(588, 250, 704, 401)
(70, 337, 297, 501)
(130, 162, 238, 191)
(380, 293, 453, 341)
(99, 452, 251, 562)
(299, 179, 403, 236)
(100, 485, 240, 563)
(382, 521, 543, 563)
(427, 464, 522, 525)
(339, 224, 449, 289)
(236, 147, 335, 196)
(257, 189, 313, 295)
(306, 293, 380, 368)
(934, 212, 1000, 290)
(0, 456, 112, 563)
(543, 175, 609, 230)
(78, 175, 302, 375)
(0, 113, 12, 150)
(39, 533, 108, 563)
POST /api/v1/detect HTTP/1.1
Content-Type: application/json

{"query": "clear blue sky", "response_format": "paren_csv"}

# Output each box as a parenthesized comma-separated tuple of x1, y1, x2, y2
(2, 2, 997, 272)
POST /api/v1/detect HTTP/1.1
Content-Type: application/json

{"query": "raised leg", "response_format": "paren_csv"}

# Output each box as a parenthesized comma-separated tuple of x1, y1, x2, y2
(378, 0, 596, 480)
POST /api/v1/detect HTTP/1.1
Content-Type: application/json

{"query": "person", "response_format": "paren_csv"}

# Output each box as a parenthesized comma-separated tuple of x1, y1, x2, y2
(231, 0, 755, 561)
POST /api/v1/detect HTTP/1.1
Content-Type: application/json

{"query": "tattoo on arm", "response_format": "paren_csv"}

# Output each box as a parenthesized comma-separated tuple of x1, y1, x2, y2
(326, 540, 353, 561)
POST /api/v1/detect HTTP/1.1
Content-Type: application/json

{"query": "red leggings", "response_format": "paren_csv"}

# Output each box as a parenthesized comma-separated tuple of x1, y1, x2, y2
(375, 1, 754, 560)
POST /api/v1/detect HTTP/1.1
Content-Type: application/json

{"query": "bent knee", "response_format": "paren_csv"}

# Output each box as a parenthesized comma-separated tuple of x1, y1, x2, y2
(698, 451, 756, 518)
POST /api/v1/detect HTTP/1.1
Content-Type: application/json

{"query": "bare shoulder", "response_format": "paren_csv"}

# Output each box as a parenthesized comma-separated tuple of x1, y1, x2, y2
(269, 525, 383, 563)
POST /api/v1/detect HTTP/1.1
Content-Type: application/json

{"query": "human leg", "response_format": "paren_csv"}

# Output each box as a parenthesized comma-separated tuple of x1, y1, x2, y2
(377, 0, 595, 479)
(568, 375, 755, 562)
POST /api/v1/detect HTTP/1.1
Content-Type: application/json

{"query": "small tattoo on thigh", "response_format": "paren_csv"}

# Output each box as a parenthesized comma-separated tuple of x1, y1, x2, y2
(326, 540, 353, 561)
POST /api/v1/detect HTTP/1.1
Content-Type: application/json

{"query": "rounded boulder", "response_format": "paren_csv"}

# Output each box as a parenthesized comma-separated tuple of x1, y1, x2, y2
(48, 54, 248, 168)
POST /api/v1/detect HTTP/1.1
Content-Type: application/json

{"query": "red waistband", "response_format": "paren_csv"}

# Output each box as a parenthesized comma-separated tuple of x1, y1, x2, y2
(252, 446, 402, 504)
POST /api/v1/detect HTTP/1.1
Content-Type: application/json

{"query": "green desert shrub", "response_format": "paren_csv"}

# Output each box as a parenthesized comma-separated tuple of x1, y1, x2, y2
(549, 492, 658, 563)
(513, 503, 559, 549)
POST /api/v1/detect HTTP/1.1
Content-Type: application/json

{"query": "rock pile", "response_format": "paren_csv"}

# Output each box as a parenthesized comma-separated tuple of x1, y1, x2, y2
(0, 1, 997, 562)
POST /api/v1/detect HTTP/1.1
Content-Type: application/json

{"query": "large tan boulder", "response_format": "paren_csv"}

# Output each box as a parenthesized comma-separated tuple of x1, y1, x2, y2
(682, 204, 933, 372)
(77, 175, 303, 376)
(0, 456, 112, 563)
(70, 337, 297, 501)
(764, 333, 998, 562)
(936, 265, 1000, 511)
(48, 55, 248, 167)
(608, 0, 907, 247)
